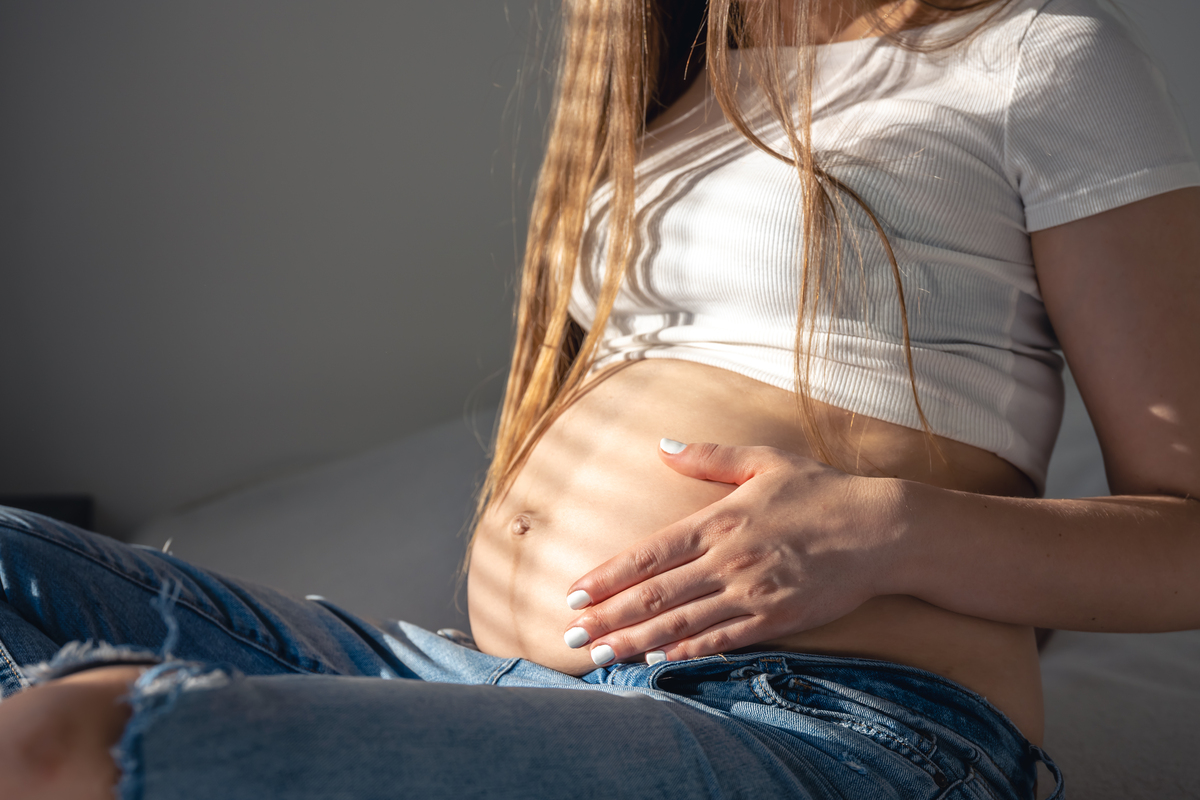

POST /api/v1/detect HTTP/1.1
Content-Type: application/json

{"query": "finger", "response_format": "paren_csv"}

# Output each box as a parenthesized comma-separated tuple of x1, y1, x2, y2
(565, 563, 724, 646)
(586, 592, 752, 666)
(657, 440, 779, 486)
(566, 520, 709, 610)
(659, 616, 765, 663)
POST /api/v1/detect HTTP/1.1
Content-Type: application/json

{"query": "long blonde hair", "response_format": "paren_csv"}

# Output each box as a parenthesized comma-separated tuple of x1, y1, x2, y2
(476, 0, 1009, 533)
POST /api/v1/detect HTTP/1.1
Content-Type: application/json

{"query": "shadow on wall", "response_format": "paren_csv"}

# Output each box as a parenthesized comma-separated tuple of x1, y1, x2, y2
(0, 1, 546, 536)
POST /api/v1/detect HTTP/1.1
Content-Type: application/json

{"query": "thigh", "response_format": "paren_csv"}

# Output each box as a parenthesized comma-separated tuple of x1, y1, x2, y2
(0, 507, 410, 697)
(119, 672, 818, 800)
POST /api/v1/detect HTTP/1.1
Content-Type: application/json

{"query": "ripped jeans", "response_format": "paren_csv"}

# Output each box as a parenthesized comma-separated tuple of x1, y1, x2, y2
(0, 507, 1063, 800)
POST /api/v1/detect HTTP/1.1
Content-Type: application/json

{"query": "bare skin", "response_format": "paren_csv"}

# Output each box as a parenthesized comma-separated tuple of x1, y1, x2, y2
(0, 666, 143, 800)
(468, 361, 1049, 735)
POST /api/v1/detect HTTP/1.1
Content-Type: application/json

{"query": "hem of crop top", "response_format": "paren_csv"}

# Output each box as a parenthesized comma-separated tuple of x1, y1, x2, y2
(587, 346, 1056, 493)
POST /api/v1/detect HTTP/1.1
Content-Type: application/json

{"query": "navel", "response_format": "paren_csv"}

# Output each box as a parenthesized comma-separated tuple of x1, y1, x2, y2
(510, 513, 532, 536)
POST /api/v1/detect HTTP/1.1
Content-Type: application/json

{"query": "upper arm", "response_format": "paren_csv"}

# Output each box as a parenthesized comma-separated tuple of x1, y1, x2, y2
(1032, 187, 1200, 498)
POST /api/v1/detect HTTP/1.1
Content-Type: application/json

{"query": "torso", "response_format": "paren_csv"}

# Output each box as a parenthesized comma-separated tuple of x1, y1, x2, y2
(465, 0, 1103, 748)
(467, 359, 1046, 743)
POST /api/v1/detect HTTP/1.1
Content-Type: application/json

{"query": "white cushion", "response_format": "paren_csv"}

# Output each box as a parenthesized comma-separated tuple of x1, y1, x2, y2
(130, 414, 489, 631)
(1040, 629, 1200, 798)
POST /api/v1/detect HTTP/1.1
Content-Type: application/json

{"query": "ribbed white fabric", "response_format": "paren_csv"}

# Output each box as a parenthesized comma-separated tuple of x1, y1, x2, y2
(568, 0, 1200, 490)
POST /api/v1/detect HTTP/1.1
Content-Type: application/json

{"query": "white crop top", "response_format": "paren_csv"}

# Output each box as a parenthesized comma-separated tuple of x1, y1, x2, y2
(568, 0, 1200, 491)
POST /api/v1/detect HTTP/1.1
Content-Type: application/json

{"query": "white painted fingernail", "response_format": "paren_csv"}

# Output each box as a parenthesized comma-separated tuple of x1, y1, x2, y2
(660, 438, 687, 454)
(567, 590, 592, 610)
(591, 644, 616, 666)
(646, 650, 667, 665)
(564, 627, 590, 649)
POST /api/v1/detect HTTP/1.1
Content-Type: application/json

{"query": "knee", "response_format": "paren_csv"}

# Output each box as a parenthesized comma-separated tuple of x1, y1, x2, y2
(0, 686, 78, 798)
(0, 668, 140, 800)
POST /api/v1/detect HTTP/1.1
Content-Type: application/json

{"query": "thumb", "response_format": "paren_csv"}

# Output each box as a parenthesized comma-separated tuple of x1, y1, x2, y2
(657, 439, 769, 486)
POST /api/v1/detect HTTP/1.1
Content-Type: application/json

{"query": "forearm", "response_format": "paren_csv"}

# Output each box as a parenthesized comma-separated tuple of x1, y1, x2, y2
(889, 480, 1200, 632)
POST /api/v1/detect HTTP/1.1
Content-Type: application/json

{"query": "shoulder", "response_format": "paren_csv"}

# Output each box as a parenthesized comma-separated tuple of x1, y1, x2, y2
(993, 0, 1197, 230)
(999, 0, 1170, 117)
(1014, 0, 1147, 63)
(916, 0, 1146, 84)
(950, 0, 1144, 63)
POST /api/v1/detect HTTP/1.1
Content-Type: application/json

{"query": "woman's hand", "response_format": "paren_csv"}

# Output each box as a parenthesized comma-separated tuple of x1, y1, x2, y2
(562, 439, 908, 666)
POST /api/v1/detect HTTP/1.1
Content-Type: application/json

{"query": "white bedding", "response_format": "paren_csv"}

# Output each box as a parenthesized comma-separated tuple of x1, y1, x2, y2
(130, 369, 1200, 798)
(134, 417, 485, 631)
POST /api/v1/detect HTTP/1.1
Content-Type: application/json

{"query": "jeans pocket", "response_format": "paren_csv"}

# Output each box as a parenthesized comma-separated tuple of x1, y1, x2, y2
(750, 671, 957, 792)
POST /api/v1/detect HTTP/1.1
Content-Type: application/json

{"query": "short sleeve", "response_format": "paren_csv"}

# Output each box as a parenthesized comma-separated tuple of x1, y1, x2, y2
(1005, 0, 1200, 232)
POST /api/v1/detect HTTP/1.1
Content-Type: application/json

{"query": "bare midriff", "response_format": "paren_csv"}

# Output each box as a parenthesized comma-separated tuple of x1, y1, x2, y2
(467, 359, 1045, 743)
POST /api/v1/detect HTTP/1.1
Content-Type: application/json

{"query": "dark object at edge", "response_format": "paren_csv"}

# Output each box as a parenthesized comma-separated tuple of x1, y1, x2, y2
(0, 494, 95, 531)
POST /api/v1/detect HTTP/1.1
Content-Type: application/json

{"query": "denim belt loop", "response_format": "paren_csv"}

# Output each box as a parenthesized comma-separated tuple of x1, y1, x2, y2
(1030, 744, 1065, 800)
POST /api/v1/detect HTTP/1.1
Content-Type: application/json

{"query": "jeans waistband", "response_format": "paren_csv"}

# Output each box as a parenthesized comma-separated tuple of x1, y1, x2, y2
(586, 649, 1058, 798)
(392, 625, 1062, 797)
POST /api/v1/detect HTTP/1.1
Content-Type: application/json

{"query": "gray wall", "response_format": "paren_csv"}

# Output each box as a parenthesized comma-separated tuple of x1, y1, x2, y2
(0, 0, 1196, 536)
(0, 1, 545, 535)
(1123, 0, 1200, 139)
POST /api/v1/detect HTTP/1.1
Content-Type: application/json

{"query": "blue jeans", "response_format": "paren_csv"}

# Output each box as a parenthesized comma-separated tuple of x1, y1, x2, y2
(0, 507, 1062, 799)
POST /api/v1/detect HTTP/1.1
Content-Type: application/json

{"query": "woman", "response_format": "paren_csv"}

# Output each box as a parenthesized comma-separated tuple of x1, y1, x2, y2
(1, 0, 1197, 797)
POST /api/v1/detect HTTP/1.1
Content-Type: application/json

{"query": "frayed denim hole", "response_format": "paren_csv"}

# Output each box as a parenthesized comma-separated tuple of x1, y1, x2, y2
(151, 579, 184, 660)
(112, 661, 238, 800)
(23, 641, 161, 685)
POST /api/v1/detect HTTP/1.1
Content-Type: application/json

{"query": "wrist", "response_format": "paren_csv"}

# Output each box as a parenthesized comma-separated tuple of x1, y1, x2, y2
(868, 475, 935, 598)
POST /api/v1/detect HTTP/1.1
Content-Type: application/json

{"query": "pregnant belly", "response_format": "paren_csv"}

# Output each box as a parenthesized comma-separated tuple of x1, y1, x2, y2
(466, 359, 1045, 742)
